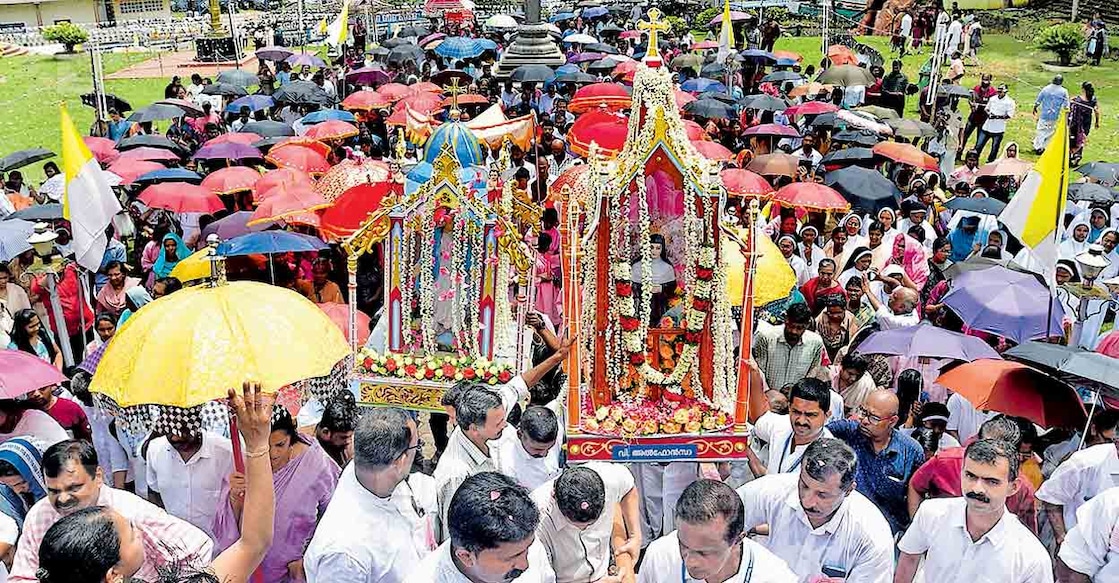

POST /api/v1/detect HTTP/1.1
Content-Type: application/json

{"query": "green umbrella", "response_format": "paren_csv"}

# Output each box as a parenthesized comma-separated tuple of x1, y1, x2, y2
(817, 64, 876, 87)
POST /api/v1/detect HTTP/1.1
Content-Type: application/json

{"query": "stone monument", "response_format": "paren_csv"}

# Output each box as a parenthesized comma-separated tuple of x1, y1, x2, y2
(493, 0, 565, 78)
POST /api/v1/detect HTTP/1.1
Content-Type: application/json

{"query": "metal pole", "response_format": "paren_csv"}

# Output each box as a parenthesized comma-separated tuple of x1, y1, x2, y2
(1077, 390, 1098, 450)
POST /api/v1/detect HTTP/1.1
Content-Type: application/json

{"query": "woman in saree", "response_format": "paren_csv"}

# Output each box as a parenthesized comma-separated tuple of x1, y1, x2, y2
(115, 286, 154, 328)
(890, 233, 931, 291)
(0, 437, 47, 517)
(212, 406, 339, 583)
(147, 232, 186, 289)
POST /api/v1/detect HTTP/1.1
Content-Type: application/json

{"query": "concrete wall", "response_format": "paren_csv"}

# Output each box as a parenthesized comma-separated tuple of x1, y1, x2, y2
(0, 0, 98, 27)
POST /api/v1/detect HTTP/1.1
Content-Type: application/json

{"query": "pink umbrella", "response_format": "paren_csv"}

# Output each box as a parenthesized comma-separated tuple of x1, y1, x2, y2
(318, 302, 371, 345)
(1096, 331, 1119, 359)
(0, 350, 67, 398)
(708, 11, 751, 25)
(742, 123, 801, 138)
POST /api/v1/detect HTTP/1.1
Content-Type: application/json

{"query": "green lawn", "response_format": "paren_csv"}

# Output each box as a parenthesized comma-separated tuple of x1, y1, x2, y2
(0, 34, 1116, 185)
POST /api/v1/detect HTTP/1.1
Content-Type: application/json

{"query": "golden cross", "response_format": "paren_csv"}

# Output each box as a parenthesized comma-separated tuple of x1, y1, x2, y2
(445, 77, 464, 117)
(637, 8, 670, 61)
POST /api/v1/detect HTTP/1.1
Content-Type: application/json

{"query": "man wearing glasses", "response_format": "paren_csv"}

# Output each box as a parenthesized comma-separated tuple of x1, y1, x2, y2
(826, 390, 925, 534)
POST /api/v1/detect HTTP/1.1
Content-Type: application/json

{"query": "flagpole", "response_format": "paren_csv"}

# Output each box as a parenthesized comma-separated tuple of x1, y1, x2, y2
(1044, 107, 1069, 342)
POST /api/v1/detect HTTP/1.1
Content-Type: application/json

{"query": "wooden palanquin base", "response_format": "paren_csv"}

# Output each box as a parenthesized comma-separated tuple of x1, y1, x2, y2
(566, 431, 749, 463)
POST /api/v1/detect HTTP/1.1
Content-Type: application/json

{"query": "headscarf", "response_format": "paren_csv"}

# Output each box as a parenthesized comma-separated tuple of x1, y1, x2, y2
(840, 213, 863, 238)
(839, 246, 873, 288)
(947, 215, 981, 262)
(893, 233, 931, 289)
(0, 437, 47, 517)
(152, 232, 187, 279)
(117, 286, 155, 328)
(985, 229, 1012, 260)
(1089, 208, 1110, 243)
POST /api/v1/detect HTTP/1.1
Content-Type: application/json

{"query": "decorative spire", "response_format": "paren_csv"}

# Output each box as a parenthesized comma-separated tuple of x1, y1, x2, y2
(445, 77, 464, 121)
(637, 8, 670, 67)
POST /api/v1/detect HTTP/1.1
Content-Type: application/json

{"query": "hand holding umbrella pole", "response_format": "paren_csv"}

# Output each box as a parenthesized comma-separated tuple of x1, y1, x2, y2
(227, 381, 276, 583)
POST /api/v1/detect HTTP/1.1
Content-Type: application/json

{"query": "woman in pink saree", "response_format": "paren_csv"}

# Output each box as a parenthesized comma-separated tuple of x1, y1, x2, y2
(890, 233, 931, 290)
(533, 233, 562, 327)
(212, 406, 340, 582)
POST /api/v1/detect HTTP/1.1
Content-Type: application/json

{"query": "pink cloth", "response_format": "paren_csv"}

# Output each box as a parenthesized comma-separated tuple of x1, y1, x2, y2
(893, 233, 930, 289)
(1096, 330, 1119, 358)
(9, 486, 213, 582)
(211, 437, 340, 583)
(534, 253, 562, 327)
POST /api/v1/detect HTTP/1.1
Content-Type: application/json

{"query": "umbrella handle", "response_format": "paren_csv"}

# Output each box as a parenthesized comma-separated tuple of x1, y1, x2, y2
(228, 415, 265, 583)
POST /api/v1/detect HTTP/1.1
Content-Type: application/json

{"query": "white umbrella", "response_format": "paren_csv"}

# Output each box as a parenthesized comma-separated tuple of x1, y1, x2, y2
(563, 33, 598, 44)
(0, 219, 33, 263)
(486, 14, 518, 29)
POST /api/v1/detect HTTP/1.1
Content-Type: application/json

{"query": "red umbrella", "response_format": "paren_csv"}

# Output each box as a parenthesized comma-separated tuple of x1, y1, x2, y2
(827, 45, 859, 66)
(742, 123, 801, 138)
(320, 182, 396, 239)
(248, 180, 332, 226)
(613, 60, 639, 78)
(315, 158, 392, 202)
(305, 120, 359, 142)
(273, 137, 332, 157)
(117, 147, 180, 162)
(442, 93, 490, 108)
(721, 169, 774, 198)
(318, 302, 371, 345)
(674, 89, 697, 109)
(568, 110, 629, 158)
(108, 160, 166, 185)
(139, 183, 224, 213)
(342, 90, 391, 111)
(266, 144, 331, 175)
(254, 168, 315, 202)
(691, 140, 734, 161)
(772, 182, 850, 211)
(411, 81, 443, 94)
(785, 101, 838, 117)
(1097, 330, 1119, 359)
(550, 164, 589, 199)
(378, 83, 413, 102)
(936, 359, 1087, 429)
(568, 83, 631, 113)
(774, 50, 802, 62)
(746, 153, 799, 177)
(83, 137, 119, 164)
(683, 120, 707, 141)
(205, 132, 262, 146)
(201, 166, 262, 195)
(691, 40, 719, 50)
(619, 30, 641, 39)
(872, 142, 939, 172)
(397, 91, 444, 114)
(977, 157, 1033, 179)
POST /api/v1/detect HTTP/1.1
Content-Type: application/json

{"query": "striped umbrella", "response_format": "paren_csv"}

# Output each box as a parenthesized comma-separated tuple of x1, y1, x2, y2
(435, 36, 484, 59)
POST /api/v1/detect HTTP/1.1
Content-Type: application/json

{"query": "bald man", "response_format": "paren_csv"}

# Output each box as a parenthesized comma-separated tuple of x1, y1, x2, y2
(827, 390, 925, 533)
(862, 274, 920, 330)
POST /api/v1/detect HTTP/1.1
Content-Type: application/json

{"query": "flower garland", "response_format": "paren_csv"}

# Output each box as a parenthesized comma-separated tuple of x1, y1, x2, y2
(418, 197, 437, 353)
(356, 349, 516, 385)
(580, 394, 732, 436)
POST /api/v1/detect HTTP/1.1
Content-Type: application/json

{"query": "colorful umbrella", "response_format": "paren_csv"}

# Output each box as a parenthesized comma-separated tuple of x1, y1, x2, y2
(139, 183, 224, 213)
(200, 211, 273, 241)
(315, 158, 392, 202)
(341, 90, 391, 111)
(193, 142, 262, 161)
(377, 83, 413, 102)
(304, 120, 360, 141)
(568, 110, 629, 158)
(254, 167, 315, 202)
(720, 169, 773, 198)
(936, 360, 1087, 429)
(300, 109, 357, 125)
(785, 101, 838, 117)
(772, 182, 849, 212)
(708, 10, 751, 25)
(83, 137, 119, 164)
(219, 231, 327, 256)
(248, 180, 332, 226)
(742, 123, 801, 138)
(396, 91, 444, 114)
(826, 45, 859, 66)
(857, 321, 1001, 361)
(205, 132, 263, 146)
(108, 160, 166, 185)
(746, 153, 799, 178)
(789, 82, 834, 98)
(346, 67, 392, 86)
(266, 144, 332, 175)
(169, 247, 216, 283)
(568, 82, 631, 113)
(201, 166, 262, 195)
(691, 40, 719, 50)
(117, 147, 180, 162)
(683, 120, 707, 141)
(272, 137, 332, 158)
(674, 90, 697, 109)
(441, 93, 490, 108)
(549, 165, 590, 200)
(872, 142, 939, 172)
(975, 157, 1032, 179)
(320, 182, 396, 240)
(1096, 331, 1119, 359)
(942, 266, 1063, 343)
(691, 140, 734, 161)
(318, 302, 371, 345)
(0, 349, 69, 398)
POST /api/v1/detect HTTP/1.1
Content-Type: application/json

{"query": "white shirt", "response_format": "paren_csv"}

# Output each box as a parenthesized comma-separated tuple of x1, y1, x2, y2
(0, 410, 69, 449)
(946, 392, 995, 443)
(1037, 443, 1119, 532)
(534, 462, 636, 583)
(638, 530, 798, 583)
(874, 305, 919, 330)
(898, 498, 1053, 583)
(305, 466, 437, 583)
(737, 473, 894, 583)
(982, 95, 1016, 134)
(144, 432, 234, 538)
(946, 20, 963, 51)
(752, 411, 835, 475)
(794, 148, 822, 169)
(1058, 486, 1119, 582)
(900, 14, 913, 36)
(405, 539, 556, 583)
(497, 434, 561, 492)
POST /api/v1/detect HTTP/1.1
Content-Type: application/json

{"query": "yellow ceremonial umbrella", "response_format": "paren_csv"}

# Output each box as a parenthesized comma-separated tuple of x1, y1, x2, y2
(724, 226, 796, 307)
(90, 281, 349, 409)
(169, 247, 215, 283)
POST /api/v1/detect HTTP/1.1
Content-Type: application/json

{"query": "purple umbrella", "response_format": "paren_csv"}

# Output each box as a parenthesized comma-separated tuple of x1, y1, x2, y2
(568, 52, 606, 64)
(200, 211, 274, 241)
(256, 46, 294, 61)
(77, 341, 108, 376)
(346, 66, 392, 86)
(942, 266, 1064, 343)
(418, 32, 446, 48)
(193, 142, 263, 161)
(0, 350, 68, 398)
(287, 53, 326, 68)
(856, 321, 1002, 361)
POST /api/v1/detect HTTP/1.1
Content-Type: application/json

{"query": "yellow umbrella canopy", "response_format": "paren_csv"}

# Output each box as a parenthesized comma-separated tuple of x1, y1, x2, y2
(169, 247, 214, 283)
(90, 281, 349, 409)
(724, 226, 796, 307)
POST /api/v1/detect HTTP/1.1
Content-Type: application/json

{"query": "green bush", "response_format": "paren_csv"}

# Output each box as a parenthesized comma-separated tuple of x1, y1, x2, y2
(42, 22, 88, 53)
(695, 7, 720, 29)
(1034, 22, 1084, 65)
(666, 15, 688, 37)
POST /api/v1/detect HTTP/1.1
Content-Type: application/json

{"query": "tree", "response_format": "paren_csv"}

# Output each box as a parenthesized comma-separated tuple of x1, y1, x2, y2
(42, 22, 89, 53)
(1034, 23, 1084, 66)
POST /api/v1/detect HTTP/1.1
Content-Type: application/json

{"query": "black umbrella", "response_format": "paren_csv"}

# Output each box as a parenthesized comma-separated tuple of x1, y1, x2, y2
(5, 203, 63, 221)
(820, 147, 875, 168)
(369, 46, 390, 58)
(738, 94, 787, 112)
(585, 43, 618, 55)
(937, 84, 972, 98)
(685, 98, 736, 120)
(252, 137, 287, 151)
(700, 62, 726, 78)
(698, 91, 736, 104)
(397, 25, 430, 38)
(943, 256, 1011, 279)
(511, 65, 556, 84)
(202, 83, 249, 98)
(388, 44, 424, 66)
(556, 71, 598, 84)
(1068, 182, 1117, 203)
(600, 24, 623, 35)
(823, 166, 901, 212)
(832, 130, 883, 147)
(80, 92, 132, 113)
(241, 120, 295, 138)
(127, 103, 188, 123)
(887, 118, 936, 139)
(945, 196, 1007, 215)
(217, 69, 260, 87)
(1077, 162, 1119, 186)
(0, 148, 55, 172)
(272, 81, 334, 107)
(116, 134, 183, 152)
(761, 71, 804, 83)
(382, 37, 411, 49)
(586, 59, 617, 73)
(431, 69, 474, 88)
(1005, 341, 1119, 395)
(807, 112, 840, 128)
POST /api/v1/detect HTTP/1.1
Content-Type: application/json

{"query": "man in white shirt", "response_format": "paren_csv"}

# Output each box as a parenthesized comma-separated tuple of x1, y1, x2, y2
(497, 405, 561, 492)
(745, 378, 835, 477)
(945, 17, 963, 57)
(976, 84, 1016, 163)
(533, 463, 641, 582)
(305, 407, 437, 583)
(946, 391, 995, 444)
(896, 439, 1053, 582)
(145, 425, 233, 538)
(407, 471, 556, 583)
(640, 479, 797, 583)
(862, 281, 920, 330)
(1057, 486, 1119, 582)
(1037, 441, 1119, 551)
(794, 134, 823, 171)
(736, 438, 894, 582)
(898, 12, 913, 54)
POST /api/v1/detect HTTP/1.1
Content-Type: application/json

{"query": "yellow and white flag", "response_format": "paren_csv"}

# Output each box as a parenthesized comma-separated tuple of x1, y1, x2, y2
(61, 104, 121, 272)
(717, 0, 735, 63)
(998, 108, 1069, 283)
(324, 0, 351, 47)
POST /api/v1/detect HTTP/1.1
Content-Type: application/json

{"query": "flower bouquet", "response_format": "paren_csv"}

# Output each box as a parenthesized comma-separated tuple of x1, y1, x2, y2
(579, 394, 733, 437)
(355, 349, 516, 385)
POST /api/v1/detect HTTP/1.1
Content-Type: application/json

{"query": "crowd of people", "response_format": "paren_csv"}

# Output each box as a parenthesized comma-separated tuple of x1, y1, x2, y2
(0, 1, 1118, 582)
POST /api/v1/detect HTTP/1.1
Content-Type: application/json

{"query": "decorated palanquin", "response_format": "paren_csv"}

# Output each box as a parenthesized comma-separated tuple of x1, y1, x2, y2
(345, 123, 540, 411)
(558, 10, 754, 463)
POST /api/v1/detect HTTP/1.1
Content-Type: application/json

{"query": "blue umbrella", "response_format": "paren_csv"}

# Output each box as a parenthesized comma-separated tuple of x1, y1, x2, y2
(776, 57, 799, 67)
(942, 266, 1064, 344)
(581, 6, 608, 18)
(435, 36, 485, 60)
(0, 219, 33, 262)
(475, 38, 497, 51)
(557, 63, 581, 74)
(740, 49, 777, 63)
(549, 11, 576, 22)
(681, 78, 726, 93)
(5, 203, 62, 222)
(225, 94, 275, 113)
(299, 109, 357, 124)
(133, 168, 203, 185)
(219, 231, 328, 256)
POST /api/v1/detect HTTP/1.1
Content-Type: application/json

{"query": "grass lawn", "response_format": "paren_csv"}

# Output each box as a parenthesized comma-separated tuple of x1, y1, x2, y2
(0, 33, 1116, 184)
